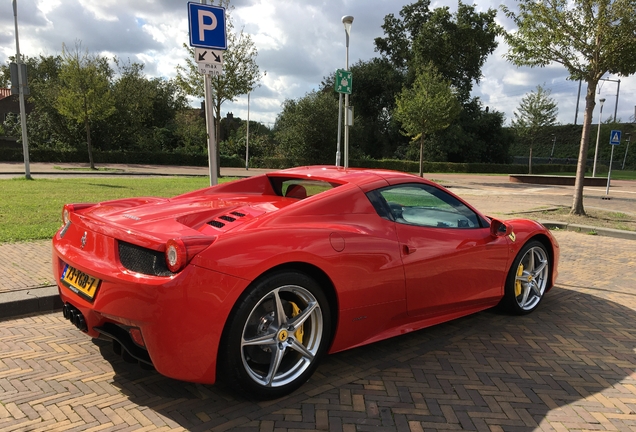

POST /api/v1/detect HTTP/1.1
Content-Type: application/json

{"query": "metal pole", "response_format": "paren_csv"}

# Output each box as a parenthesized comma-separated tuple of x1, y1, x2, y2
(623, 134, 631, 170)
(574, 80, 581, 125)
(201, 0, 217, 186)
(336, 93, 342, 167)
(12, 0, 31, 180)
(343, 32, 350, 169)
(592, 98, 605, 177)
(342, 15, 353, 169)
(245, 92, 249, 170)
(614, 79, 620, 122)
(605, 144, 615, 196)
(550, 135, 556, 158)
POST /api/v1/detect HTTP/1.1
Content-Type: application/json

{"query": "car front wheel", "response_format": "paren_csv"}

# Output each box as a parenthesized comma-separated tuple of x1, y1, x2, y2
(220, 271, 331, 399)
(499, 240, 550, 315)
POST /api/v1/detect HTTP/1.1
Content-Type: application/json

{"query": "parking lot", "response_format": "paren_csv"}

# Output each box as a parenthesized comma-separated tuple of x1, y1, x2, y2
(1, 165, 635, 431)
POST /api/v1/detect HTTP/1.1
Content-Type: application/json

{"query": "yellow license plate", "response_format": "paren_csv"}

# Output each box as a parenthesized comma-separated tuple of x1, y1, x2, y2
(62, 264, 101, 300)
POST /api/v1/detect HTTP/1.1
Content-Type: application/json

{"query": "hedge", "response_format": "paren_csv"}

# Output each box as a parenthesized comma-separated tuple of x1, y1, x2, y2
(0, 148, 244, 168)
(1, 148, 577, 175)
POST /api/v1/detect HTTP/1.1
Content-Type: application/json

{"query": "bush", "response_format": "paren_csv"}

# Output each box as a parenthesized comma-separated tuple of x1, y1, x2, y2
(0, 148, 245, 168)
(0, 149, 580, 174)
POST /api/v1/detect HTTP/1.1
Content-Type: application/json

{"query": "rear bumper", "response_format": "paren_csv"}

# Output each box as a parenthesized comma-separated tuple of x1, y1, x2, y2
(53, 244, 250, 384)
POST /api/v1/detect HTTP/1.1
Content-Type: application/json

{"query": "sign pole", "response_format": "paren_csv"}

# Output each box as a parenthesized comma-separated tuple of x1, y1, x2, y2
(605, 144, 615, 196)
(605, 130, 622, 198)
(204, 73, 217, 186)
(192, 0, 226, 186)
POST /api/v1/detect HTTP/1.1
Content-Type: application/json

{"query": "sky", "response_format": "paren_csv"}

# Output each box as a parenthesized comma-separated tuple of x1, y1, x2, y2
(1, 0, 634, 130)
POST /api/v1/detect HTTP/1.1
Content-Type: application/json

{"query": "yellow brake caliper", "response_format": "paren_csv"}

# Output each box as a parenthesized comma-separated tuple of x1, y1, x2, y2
(515, 264, 524, 297)
(290, 302, 304, 344)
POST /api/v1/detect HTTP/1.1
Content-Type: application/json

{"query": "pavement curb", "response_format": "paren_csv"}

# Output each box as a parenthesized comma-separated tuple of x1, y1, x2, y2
(0, 286, 62, 320)
(539, 220, 636, 241)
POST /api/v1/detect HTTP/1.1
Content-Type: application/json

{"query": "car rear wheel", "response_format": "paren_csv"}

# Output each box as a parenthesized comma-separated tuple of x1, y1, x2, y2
(220, 271, 331, 399)
(499, 240, 550, 315)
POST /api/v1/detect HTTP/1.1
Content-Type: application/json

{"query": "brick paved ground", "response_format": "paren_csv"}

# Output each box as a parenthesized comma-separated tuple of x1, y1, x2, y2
(0, 241, 53, 294)
(1, 231, 635, 432)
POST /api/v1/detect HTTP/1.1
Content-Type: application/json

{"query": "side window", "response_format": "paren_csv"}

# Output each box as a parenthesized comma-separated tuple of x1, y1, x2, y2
(369, 184, 481, 229)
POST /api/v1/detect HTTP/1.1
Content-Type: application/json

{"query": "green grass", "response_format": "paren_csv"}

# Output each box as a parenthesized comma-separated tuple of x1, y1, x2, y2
(0, 177, 233, 242)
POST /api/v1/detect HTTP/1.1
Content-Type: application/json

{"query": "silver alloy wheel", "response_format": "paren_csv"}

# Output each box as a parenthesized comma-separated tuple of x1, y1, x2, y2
(240, 285, 323, 388)
(514, 245, 549, 311)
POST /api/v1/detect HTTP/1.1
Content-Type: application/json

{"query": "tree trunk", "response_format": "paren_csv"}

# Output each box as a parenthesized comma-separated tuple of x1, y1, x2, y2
(85, 117, 95, 170)
(419, 136, 424, 177)
(570, 81, 597, 216)
(528, 143, 533, 174)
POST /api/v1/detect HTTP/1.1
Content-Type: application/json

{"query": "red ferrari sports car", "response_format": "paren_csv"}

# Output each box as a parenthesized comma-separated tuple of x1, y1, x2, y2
(53, 166, 559, 399)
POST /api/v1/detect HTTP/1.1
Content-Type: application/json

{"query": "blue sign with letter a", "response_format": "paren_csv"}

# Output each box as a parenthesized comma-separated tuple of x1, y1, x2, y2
(610, 130, 621, 146)
(188, 2, 227, 50)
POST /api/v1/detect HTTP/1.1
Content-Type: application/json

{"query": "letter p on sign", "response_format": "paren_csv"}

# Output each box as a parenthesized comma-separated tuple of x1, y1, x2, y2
(198, 10, 217, 41)
(188, 2, 227, 50)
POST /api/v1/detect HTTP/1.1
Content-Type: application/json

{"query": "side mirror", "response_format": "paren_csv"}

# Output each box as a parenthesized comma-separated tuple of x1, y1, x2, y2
(490, 218, 512, 238)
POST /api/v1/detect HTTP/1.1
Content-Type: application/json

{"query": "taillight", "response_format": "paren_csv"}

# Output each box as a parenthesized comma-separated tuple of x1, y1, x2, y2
(62, 203, 96, 224)
(165, 237, 214, 273)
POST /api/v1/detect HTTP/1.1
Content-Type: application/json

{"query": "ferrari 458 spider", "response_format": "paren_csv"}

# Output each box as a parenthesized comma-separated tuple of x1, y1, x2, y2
(53, 166, 559, 399)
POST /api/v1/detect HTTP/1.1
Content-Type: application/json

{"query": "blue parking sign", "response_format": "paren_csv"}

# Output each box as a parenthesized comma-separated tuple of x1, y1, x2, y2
(188, 3, 227, 50)
(610, 130, 621, 146)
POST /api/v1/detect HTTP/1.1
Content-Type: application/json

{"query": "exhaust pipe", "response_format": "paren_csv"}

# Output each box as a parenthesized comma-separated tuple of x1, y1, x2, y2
(62, 303, 88, 332)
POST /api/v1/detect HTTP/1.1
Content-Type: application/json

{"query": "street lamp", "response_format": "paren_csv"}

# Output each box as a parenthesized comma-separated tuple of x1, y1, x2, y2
(245, 92, 250, 170)
(12, 0, 31, 179)
(550, 134, 556, 159)
(342, 15, 353, 169)
(622, 133, 631, 170)
(592, 98, 606, 177)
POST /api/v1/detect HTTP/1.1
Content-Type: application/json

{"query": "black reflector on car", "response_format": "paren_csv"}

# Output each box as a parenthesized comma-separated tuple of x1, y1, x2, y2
(118, 241, 174, 277)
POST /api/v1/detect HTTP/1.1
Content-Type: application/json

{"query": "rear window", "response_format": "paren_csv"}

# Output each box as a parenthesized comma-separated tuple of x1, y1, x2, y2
(269, 177, 340, 200)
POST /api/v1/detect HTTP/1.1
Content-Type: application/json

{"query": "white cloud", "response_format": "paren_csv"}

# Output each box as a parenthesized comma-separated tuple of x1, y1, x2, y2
(1, 0, 635, 128)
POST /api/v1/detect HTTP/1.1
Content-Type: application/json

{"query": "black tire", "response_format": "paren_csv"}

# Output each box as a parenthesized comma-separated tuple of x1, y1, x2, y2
(498, 240, 550, 315)
(219, 271, 331, 399)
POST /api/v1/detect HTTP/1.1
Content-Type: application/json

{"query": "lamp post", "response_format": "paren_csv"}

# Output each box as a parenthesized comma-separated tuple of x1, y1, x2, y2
(245, 92, 250, 170)
(342, 15, 353, 169)
(12, 0, 31, 179)
(623, 133, 631, 170)
(550, 134, 556, 159)
(592, 98, 605, 177)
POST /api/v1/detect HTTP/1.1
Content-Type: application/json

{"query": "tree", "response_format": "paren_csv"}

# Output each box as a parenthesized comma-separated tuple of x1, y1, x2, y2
(510, 85, 558, 173)
(321, 58, 407, 159)
(411, 3, 501, 102)
(56, 42, 115, 169)
(1, 55, 84, 150)
(374, 0, 432, 70)
(274, 91, 339, 165)
(502, 0, 636, 215)
(109, 59, 186, 152)
(175, 0, 263, 175)
(373, 0, 503, 164)
(394, 63, 461, 176)
(420, 99, 512, 163)
(375, 1, 502, 102)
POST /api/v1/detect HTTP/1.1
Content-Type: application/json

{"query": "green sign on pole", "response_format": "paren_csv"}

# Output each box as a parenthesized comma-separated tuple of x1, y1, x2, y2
(335, 69, 352, 94)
